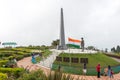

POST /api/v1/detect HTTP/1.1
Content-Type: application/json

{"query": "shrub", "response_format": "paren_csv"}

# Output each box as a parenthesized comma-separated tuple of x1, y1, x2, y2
(23, 53, 31, 57)
(8, 56, 14, 60)
(35, 56, 41, 63)
(0, 73, 8, 80)
(0, 52, 12, 57)
(0, 60, 8, 67)
(17, 69, 77, 80)
(16, 55, 24, 60)
(0, 68, 24, 78)
(17, 69, 45, 80)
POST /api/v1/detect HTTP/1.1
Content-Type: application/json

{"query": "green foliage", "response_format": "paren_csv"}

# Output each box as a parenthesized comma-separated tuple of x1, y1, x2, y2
(33, 49, 52, 63)
(0, 60, 8, 67)
(23, 45, 49, 50)
(42, 49, 52, 58)
(0, 47, 32, 62)
(116, 45, 120, 53)
(35, 56, 41, 63)
(0, 52, 12, 57)
(17, 69, 46, 80)
(111, 45, 120, 53)
(55, 53, 119, 68)
(47, 71, 74, 80)
(17, 69, 75, 80)
(52, 53, 120, 75)
(51, 39, 60, 48)
(111, 47, 116, 52)
(87, 46, 95, 50)
(40, 45, 49, 50)
(0, 68, 24, 78)
(23, 53, 31, 57)
(16, 55, 24, 61)
(0, 47, 56, 79)
(0, 73, 8, 80)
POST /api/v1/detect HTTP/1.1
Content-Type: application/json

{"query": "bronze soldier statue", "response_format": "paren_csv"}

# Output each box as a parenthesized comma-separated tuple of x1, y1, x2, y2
(81, 37, 85, 52)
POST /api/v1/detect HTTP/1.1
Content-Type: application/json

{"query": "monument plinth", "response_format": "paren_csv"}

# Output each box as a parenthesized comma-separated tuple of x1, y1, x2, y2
(57, 8, 67, 50)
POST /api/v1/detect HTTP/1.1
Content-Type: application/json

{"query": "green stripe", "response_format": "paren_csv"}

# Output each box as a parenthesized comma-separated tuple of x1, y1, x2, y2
(67, 44, 80, 48)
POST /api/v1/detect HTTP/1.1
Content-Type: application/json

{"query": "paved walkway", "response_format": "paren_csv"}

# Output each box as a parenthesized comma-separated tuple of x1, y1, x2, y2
(112, 57, 120, 63)
(17, 50, 120, 80)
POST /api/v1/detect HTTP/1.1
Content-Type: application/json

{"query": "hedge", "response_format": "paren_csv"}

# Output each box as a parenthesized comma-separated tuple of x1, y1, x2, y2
(0, 73, 8, 80)
(0, 60, 8, 67)
(0, 68, 24, 78)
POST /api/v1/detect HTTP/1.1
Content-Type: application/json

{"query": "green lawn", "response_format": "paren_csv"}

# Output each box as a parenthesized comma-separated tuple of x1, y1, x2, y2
(54, 53, 119, 68)
(52, 52, 120, 75)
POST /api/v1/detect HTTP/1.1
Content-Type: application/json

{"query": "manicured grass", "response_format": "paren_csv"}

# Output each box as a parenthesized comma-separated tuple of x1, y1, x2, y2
(0, 47, 52, 79)
(35, 49, 52, 63)
(52, 52, 120, 75)
(42, 49, 52, 58)
(54, 53, 119, 68)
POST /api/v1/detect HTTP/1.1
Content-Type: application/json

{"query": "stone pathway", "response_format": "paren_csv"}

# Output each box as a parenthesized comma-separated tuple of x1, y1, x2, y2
(17, 50, 120, 80)
(112, 57, 120, 63)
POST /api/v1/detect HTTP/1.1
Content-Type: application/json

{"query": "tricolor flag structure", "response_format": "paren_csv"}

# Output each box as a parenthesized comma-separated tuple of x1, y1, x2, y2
(68, 37, 81, 48)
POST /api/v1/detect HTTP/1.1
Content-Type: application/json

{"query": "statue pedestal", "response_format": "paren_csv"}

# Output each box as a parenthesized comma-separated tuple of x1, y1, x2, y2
(57, 45, 67, 50)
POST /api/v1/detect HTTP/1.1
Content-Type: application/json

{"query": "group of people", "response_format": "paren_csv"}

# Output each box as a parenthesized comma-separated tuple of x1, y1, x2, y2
(96, 64, 114, 78)
(82, 63, 114, 79)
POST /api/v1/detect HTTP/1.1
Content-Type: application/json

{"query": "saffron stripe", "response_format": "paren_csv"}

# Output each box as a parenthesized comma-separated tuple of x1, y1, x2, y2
(68, 37, 81, 43)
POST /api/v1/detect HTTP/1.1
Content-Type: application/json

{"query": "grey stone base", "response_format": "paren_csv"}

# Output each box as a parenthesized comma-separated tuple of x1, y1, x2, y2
(57, 45, 67, 50)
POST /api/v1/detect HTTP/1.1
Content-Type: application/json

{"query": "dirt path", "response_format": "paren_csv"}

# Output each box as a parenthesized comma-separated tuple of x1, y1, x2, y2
(17, 57, 120, 80)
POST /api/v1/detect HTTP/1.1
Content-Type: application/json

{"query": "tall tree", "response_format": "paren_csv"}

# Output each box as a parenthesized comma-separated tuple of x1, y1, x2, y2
(87, 46, 95, 50)
(116, 45, 120, 53)
(105, 48, 108, 53)
(111, 47, 116, 52)
(51, 39, 60, 47)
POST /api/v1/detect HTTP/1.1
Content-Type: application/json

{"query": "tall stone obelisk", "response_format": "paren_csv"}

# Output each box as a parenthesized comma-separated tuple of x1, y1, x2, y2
(58, 8, 67, 50)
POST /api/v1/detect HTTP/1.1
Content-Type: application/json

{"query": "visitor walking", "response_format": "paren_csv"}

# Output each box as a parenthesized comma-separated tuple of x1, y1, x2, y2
(110, 69, 114, 78)
(107, 65, 111, 78)
(13, 58, 17, 65)
(31, 53, 36, 64)
(83, 63, 87, 75)
(103, 67, 108, 76)
(96, 64, 101, 78)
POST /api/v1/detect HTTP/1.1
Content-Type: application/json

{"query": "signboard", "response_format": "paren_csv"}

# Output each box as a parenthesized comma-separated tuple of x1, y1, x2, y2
(80, 58, 88, 63)
(2, 42, 17, 45)
(71, 58, 79, 63)
(56, 56, 62, 61)
(63, 57, 70, 62)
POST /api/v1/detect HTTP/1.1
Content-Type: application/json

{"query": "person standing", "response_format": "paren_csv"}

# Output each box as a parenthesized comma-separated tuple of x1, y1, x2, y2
(83, 63, 87, 75)
(31, 53, 36, 64)
(13, 58, 17, 67)
(96, 64, 101, 78)
(110, 69, 114, 78)
(107, 65, 111, 78)
(103, 67, 108, 76)
(81, 37, 85, 52)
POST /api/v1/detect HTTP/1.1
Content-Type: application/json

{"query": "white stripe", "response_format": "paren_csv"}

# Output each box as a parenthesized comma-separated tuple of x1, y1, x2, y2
(68, 42, 80, 46)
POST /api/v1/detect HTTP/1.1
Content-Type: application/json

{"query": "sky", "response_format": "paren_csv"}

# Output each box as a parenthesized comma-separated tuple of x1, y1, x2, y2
(0, 0, 120, 50)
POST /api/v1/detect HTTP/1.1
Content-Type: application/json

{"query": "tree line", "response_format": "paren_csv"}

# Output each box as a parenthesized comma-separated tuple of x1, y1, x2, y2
(111, 45, 120, 53)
